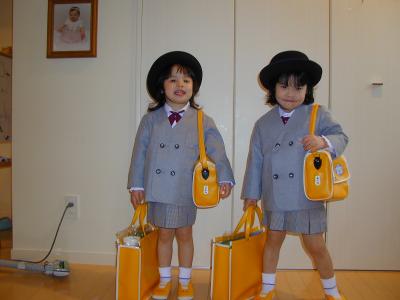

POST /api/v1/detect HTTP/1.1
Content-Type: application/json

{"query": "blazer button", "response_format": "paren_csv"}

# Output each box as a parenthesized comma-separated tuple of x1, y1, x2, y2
(174, 144, 180, 149)
(273, 143, 280, 151)
(289, 141, 294, 146)
(289, 172, 294, 178)
(156, 169, 161, 174)
(273, 174, 279, 180)
(170, 170, 175, 176)
(160, 143, 165, 148)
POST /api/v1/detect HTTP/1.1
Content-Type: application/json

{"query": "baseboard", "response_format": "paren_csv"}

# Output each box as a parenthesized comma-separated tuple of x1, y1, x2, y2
(11, 248, 117, 265)
(11, 248, 214, 268)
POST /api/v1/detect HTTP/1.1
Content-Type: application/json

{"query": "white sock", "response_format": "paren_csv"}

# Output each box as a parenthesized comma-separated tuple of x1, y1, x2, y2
(261, 273, 276, 294)
(322, 276, 340, 298)
(179, 267, 192, 286)
(159, 266, 171, 285)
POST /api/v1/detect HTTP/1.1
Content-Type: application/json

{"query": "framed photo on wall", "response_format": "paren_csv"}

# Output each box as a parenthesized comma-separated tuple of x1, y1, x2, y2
(47, 0, 98, 58)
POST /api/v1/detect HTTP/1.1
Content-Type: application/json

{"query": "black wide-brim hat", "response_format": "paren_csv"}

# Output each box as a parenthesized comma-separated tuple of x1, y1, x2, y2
(146, 51, 202, 100)
(259, 50, 322, 90)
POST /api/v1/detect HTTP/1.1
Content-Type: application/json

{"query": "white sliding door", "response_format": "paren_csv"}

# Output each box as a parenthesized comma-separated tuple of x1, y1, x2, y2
(234, 0, 330, 269)
(139, 0, 235, 267)
(328, 0, 400, 270)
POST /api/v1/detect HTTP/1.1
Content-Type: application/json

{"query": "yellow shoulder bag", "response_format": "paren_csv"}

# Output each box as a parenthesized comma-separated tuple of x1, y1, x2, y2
(303, 104, 350, 201)
(192, 109, 220, 208)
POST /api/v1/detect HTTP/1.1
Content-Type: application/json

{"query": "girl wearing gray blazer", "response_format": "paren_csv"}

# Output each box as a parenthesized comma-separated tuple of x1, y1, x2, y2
(242, 51, 348, 300)
(128, 51, 234, 300)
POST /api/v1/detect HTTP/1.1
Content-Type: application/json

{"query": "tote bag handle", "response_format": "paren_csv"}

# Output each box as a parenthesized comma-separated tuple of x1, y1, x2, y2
(232, 205, 263, 239)
(130, 203, 148, 236)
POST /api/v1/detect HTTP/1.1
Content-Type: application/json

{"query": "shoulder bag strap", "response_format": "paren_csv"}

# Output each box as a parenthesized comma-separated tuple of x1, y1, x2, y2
(309, 104, 320, 135)
(197, 109, 208, 169)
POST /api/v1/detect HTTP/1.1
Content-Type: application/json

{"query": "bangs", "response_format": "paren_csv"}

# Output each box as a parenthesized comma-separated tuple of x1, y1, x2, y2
(277, 72, 309, 88)
(171, 64, 195, 79)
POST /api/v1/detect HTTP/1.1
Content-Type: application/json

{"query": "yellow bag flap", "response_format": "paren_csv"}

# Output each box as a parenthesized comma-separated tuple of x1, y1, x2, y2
(304, 150, 334, 201)
(193, 159, 220, 208)
(332, 155, 350, 183)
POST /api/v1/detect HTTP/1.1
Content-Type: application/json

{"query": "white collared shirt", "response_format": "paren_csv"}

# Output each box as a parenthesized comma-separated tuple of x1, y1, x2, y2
(164, 102, 189, 128)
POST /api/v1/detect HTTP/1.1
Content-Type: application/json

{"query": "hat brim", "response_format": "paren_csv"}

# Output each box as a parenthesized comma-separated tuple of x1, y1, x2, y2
(146, 51, 202, 100)
(259, 60, 322, 90)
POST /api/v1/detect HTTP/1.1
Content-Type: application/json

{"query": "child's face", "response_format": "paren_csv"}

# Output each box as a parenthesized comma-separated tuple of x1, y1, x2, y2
(163, 65, 193, 110)
(69, 10, 80, 22)
(275, 76, 307, 112)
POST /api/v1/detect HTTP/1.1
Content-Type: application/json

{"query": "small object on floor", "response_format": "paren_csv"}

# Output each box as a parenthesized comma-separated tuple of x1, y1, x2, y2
(0, 217, 12, 231)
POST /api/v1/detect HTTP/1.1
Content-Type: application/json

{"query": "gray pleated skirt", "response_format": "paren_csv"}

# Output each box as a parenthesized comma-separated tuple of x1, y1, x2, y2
(263, 206, 327, 234)
(147, 202, 197, 229)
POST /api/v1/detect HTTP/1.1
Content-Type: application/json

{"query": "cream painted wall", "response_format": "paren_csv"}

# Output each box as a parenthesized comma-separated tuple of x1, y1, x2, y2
(11, 0, 400, 270)
(0, 0, 13, 49)
(12, 0, 139, 264)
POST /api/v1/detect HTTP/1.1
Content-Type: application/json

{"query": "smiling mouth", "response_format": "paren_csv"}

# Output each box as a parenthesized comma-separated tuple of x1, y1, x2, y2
(174, 90, 185, 96)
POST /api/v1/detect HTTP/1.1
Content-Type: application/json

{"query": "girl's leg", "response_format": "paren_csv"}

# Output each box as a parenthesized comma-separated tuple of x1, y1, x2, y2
(302, 233, 333, 278)
(302, 233, 341, 298)
(158, 227, 175, 267)
(257, 230, 286, 297)
(153, 228, 175, 299)
(175, 225, 194, 268)
(176, 226, 194, 299)
(263, 230, 286, 273)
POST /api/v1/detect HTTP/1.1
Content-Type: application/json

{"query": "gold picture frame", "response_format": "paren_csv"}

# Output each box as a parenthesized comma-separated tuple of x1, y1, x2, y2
(47, 0, 98, 58)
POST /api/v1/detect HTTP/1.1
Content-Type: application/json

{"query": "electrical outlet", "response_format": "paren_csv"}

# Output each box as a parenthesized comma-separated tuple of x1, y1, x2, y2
(64, 195, 80, 219)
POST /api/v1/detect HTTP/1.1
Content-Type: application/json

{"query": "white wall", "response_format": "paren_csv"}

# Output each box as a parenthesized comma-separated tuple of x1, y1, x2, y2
(12, 0, 138, 264)
(11, 0, 400, 270)
(0, 0, 13, 49)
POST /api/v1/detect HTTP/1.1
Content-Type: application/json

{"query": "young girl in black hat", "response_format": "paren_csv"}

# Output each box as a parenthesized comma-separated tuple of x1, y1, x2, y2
(241, 50, 348, 300)
(128, 51, 235, 300)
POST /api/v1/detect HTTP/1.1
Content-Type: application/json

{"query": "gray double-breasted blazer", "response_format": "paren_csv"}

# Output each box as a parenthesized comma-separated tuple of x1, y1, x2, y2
(128, 106, 235, 206)
(241, 104, 348, 211)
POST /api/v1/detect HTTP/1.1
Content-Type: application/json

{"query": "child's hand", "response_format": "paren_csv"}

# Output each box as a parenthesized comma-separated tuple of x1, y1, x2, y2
(243, 199, 257, 211)
(130, 190, 144, 208)
(301, 134, 328, 152)
(219, 183, 232, 199)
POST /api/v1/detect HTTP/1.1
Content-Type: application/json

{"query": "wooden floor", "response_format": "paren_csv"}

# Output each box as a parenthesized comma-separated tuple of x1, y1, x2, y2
(0, 264, 399, 299)
(1, 235, 400, 299)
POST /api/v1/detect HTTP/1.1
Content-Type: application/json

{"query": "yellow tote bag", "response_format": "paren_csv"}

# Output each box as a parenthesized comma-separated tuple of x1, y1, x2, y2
(193, 109, 220, 208)
(303, 104, 350, 201)
(210, 206, 267, 300)
(116, 203, 159, 300)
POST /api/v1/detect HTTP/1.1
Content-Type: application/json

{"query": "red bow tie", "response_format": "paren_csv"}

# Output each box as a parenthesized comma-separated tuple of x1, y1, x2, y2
(281, 116, 290, 124)
(168, 111, 184, 125)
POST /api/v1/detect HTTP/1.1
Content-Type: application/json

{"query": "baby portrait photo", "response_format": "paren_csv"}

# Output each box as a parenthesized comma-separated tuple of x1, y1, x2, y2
(46, 0, 97, 58)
